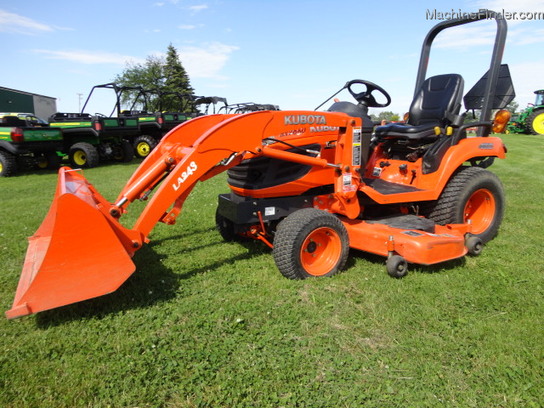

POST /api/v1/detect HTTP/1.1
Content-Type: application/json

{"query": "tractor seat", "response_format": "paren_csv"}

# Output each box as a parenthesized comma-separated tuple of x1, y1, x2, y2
(375, 74, 464, 140)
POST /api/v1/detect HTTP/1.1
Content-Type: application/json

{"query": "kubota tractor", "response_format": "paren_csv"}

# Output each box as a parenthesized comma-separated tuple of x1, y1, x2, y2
(6, 11, 515, 319)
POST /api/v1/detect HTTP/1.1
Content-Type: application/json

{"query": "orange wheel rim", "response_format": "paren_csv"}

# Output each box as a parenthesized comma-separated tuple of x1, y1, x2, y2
(300, 227, 342, 276)
(464, 189, 496, 234)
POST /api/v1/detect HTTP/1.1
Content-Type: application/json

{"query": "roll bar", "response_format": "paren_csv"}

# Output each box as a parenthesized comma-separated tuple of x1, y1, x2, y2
(414, 9, 508, 125)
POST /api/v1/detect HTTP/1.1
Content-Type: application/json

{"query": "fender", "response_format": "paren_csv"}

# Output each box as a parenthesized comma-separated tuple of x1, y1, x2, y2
(0, 140, 21, 155)
(360, 136, 506, 204)
(418, 136, 506, 192)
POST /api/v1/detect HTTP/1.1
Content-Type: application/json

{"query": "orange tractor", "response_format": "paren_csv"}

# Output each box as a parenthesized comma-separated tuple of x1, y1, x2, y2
(6, 11, 515, 318)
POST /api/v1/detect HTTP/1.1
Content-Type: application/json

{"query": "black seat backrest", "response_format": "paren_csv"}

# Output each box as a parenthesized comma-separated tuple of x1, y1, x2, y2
(408, 74, 464, 127)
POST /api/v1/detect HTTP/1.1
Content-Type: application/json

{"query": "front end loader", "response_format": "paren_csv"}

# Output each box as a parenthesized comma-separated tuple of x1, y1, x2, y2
(6, 10, 513, 319)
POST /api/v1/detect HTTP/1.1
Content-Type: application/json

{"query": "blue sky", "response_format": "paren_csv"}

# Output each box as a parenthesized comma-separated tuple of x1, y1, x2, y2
(1, 0, 543, 117)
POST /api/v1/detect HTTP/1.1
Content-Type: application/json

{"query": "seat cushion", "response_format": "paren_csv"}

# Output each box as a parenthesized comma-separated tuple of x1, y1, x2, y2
(374, 123, 438, 140)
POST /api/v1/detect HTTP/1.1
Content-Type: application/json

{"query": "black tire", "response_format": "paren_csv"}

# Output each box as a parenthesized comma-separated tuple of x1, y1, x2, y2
(421, 166, 504, 243)
(0, 150, 17, 177)
(69, 142, 99, 168)
(525, 109, 544, 135)
(133, 135, 158, 158)
(465, 235, 483, 256)
(273, 208, 349, 280)
(35, 152, 61, 170)
(386, 255, 408, 278)
(113, 140, 134, 163)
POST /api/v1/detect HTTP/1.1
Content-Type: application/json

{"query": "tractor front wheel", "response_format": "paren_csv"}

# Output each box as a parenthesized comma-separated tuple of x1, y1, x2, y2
(421, 166, 504, 244)
(69, 142, 99, 168)
(526, 109, 544, 135)
(273, 208, 349, 279)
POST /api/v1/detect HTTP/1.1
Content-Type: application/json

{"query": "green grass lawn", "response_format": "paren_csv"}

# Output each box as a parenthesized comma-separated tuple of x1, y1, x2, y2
(1, 133, 543, 407)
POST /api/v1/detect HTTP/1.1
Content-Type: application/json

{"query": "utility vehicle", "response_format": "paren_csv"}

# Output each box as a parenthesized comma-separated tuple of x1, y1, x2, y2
(0, 113, 63, 176)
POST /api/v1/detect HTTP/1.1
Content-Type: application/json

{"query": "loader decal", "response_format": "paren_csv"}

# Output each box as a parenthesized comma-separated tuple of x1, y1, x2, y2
(172, 161, 198, 191)
(478, 143, 494, 150)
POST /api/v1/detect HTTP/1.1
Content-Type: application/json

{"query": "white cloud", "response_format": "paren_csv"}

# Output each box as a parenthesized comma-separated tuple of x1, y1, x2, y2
(178, 43, 239, 80)
(189, 4, 208, 13)
(474, 0, 544, 12)
(428, 2, 544, 49)
(154, 0, 180, 6)
(509, 60, 544, 103)
(179, 24, 197, 30)
(433, 25, 497, 49)
(508, 26, 544, 45)
(33, 49, 145, 65)
(32, 42, 239, 80)
(0, 9, 55, 34)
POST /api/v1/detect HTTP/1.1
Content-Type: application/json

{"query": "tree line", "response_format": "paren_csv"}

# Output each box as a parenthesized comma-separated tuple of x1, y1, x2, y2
(114, 44, 196, 114)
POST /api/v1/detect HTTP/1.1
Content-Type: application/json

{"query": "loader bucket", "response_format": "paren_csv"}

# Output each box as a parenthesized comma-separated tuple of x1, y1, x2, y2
(6, 168, 139, 319)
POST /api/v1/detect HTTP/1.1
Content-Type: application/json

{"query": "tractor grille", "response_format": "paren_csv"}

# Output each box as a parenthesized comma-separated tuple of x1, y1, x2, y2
(227, 144, 320, 190)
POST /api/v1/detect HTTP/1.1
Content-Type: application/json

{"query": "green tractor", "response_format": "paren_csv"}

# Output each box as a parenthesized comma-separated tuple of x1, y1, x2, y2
(508, 89, 544, 135)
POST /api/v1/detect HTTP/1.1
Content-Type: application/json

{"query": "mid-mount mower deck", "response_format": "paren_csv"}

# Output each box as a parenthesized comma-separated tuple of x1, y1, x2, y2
(6, 10, 515, 319)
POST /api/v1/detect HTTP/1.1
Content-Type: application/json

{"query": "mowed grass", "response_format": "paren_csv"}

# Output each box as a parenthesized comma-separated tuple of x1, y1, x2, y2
(0, 133, 543, 407)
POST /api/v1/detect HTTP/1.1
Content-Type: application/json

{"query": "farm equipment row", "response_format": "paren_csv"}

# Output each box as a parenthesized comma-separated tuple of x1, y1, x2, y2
(5, 11, 516, 319)
(0, 87, 239, 176)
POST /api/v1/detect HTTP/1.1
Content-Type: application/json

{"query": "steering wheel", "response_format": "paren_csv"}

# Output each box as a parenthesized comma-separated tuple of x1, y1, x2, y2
(346, 79, 391, 108)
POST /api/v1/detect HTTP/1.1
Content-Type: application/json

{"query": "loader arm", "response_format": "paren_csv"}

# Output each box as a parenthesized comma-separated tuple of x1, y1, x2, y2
(112, 111, 353, 237)
(6, 110, 358, 318)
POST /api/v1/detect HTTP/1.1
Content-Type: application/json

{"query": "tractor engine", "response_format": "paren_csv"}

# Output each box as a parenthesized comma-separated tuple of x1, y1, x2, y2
(227, 100, 375, 198)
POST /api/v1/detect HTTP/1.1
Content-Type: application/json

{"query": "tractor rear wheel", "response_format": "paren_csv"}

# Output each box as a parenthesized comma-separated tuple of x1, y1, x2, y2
(421, 166, 504, 243)
(0, 150, 17, 177)
(526, 109, 544, 135)
(69, 142, 99, 168)
(134, 135, 158, 158)
(273, 208, 349, 279)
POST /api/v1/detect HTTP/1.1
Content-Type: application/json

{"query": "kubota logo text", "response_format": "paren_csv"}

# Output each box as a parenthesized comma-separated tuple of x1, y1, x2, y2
(172, 161, 198, 191)
(284, 115, 326, 125)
